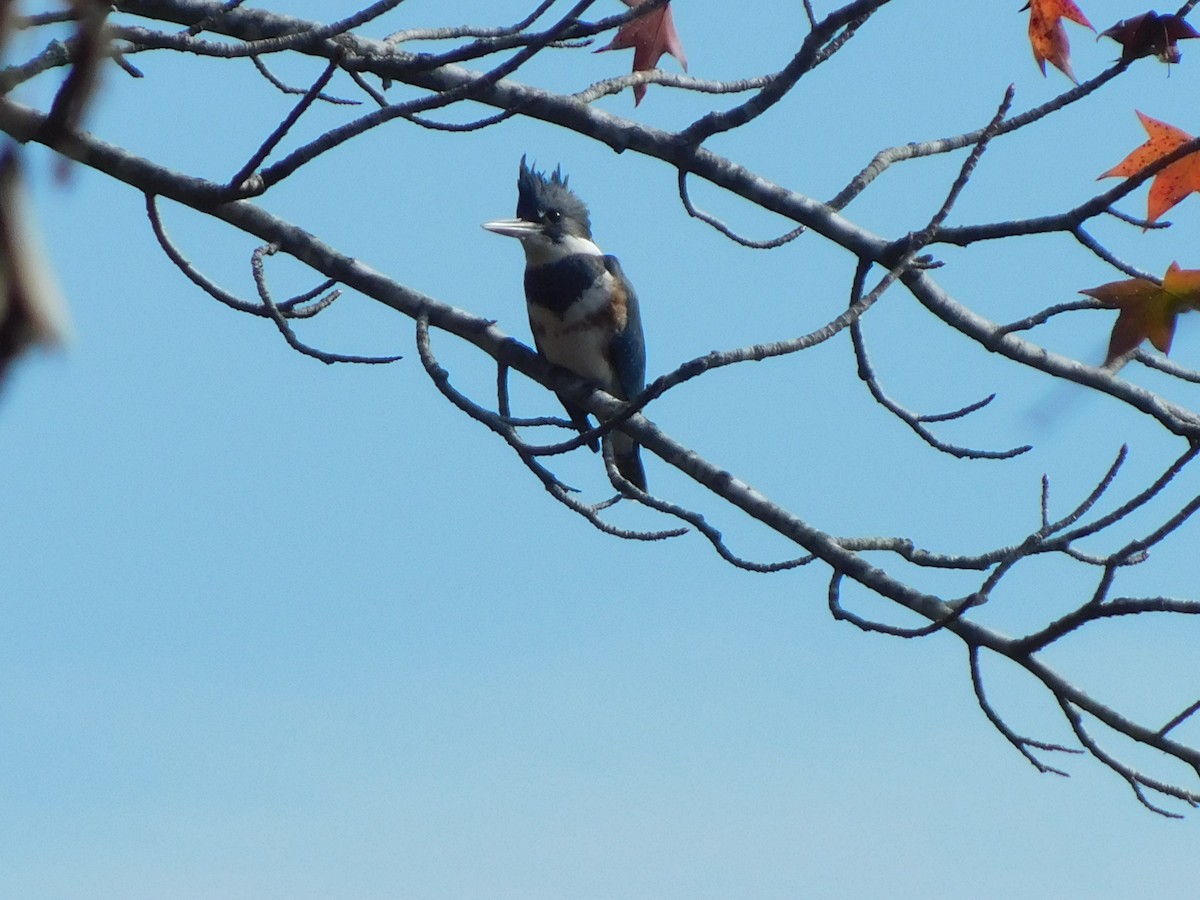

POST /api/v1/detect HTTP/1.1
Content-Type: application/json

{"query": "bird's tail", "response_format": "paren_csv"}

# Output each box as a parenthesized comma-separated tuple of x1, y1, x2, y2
(560, 398, 599, 452)
(561, 395, 645, 489)
(611, 432, 646, 491)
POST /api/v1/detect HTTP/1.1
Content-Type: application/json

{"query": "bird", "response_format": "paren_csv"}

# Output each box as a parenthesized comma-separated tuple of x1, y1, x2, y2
(483, 156, 647, 490)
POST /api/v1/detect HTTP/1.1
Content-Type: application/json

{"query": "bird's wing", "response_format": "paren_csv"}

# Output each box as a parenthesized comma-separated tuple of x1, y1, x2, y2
(602, 255, 646, 401)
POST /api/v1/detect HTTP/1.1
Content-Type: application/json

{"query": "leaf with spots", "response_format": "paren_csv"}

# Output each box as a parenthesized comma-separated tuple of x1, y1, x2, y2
(1024, 0, 1094, 82)
(1098, 111, 1200, 225)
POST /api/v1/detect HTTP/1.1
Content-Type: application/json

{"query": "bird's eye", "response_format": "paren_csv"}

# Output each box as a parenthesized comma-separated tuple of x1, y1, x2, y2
(545, 208, 562, 224)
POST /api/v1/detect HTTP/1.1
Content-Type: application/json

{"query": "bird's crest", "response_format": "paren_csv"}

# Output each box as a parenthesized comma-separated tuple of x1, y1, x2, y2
(516, 155, 592, 238)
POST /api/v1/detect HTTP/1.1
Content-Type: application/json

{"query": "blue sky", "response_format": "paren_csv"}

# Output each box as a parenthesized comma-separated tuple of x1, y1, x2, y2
(4, 1, 1200, 897)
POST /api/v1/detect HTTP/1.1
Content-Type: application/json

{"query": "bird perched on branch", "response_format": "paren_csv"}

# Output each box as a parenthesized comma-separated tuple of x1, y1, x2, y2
(483, 157, 647, 490)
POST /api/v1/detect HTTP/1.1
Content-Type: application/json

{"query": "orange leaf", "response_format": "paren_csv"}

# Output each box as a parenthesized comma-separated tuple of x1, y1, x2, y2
(595, 0, 688, 106)
(1081, 262, 1200, 365)
(1026, 0, 1094, 82)
(1161, 262, 1200, 307)
(1098, 111, 1200, 224)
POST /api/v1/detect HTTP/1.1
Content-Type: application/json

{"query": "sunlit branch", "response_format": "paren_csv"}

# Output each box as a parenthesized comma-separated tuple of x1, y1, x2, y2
(415, 312, 685, 542)
(830, 65, 1127, 211)
(383, 0, 556, 43)
(677, 0, 892, 147)
(995, 298, 1106, 336)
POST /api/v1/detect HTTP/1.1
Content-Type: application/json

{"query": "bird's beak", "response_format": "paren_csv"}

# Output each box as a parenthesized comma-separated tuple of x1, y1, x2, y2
(482, 218, 542, 239)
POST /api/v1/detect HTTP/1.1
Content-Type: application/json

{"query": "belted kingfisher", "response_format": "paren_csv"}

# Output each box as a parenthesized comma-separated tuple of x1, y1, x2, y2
(483, 157, 647, 490)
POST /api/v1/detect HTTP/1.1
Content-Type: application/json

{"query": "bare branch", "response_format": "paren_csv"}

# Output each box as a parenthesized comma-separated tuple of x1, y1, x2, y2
(1059, 699, 1200, 818)
(970, 646, 1079, 776)
(415, 312, 685, 542)
(229, 55, 342, 191)
(146, 192, 264, 315)
(383, 0, 556, 43)
(250, 243, 401, 365)
(250, 55, 361, 105)
(996, 299, 1104, 336)
(678, 0, 892, 147)
(830, 65, 1127, 211)
(1161, 699, 1200, 738)
(677, 169, 804, 249)
(1132, 349, 1200, 383)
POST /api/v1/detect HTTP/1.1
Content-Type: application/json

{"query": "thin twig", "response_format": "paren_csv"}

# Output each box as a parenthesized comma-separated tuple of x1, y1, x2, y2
(251, 244, 401, 364)
(677, 169, 804, 248)
(250, 55, 360, 105)
(229, 56, 342, 191)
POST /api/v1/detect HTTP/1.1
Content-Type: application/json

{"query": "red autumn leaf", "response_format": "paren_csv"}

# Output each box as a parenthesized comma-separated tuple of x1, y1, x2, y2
(1025, 0, 1094, 82)
(1081, 262, 1200, 365)
(1099, 11, 1199, 64)
(595, 0, 688, 106)
(1098, 111, 1200, 224)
